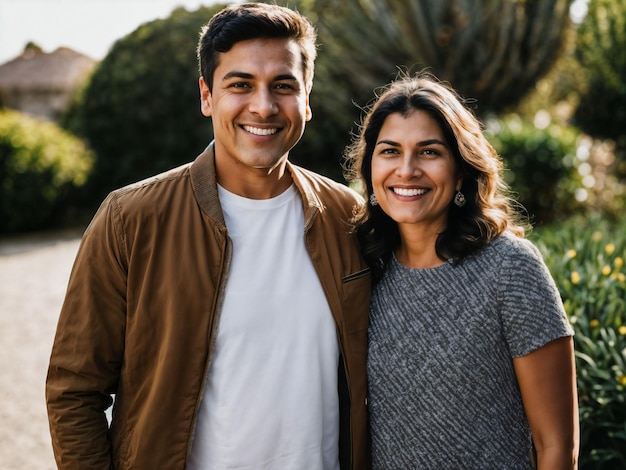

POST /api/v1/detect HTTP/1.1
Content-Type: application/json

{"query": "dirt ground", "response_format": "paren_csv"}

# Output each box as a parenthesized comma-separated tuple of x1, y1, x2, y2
(0, 229, 83, 469)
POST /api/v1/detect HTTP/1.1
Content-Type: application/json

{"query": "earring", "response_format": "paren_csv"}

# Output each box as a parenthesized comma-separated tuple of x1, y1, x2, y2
(369, 193, 378, 206)
(454, 191, 466, 207)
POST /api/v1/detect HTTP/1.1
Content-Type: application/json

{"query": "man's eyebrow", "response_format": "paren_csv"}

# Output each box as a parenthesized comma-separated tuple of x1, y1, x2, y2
(221, 71, 253, 81)
(220, 71, 299, 82)
(274, 73, 298, 82)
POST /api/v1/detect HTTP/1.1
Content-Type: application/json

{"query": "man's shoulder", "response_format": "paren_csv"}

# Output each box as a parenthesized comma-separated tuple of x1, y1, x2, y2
(290, 164, 363, 204)
(99, 162, 196, 222)
(113, 162, 193, 199)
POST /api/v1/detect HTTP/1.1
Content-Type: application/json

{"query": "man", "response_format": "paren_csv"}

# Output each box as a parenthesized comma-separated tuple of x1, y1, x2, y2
(46, 3, 371, 469)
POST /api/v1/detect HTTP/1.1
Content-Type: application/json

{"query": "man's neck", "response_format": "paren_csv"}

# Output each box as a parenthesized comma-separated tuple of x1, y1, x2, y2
(216, 161, 293, 199)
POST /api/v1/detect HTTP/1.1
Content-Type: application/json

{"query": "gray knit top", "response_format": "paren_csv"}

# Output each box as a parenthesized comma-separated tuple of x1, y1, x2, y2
(367, 233, 573, 470)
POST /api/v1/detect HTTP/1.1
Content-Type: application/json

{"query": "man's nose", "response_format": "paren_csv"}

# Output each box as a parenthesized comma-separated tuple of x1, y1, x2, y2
(249, 88, 279, 118)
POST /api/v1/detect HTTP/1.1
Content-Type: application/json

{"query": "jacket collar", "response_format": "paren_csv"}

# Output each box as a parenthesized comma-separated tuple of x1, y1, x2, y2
(190, 142, 224, 225)
(190, 142, 322, 225)
(286, 160, 324, 217)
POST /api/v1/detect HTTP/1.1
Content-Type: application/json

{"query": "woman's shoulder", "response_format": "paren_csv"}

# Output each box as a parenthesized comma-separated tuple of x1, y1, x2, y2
(462, 232, 544, 275)
(475, 232, 554, 289)
(486, 231, 540, 258)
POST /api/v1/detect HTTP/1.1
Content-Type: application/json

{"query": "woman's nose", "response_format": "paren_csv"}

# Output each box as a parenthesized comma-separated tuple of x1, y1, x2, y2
(396, 155, 420, 178)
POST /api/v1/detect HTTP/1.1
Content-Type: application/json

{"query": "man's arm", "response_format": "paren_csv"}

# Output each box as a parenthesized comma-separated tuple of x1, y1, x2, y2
(46, 195, 128, 469)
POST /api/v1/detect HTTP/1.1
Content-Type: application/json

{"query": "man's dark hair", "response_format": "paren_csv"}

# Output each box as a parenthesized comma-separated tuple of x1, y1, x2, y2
(197, 2, 317, 91)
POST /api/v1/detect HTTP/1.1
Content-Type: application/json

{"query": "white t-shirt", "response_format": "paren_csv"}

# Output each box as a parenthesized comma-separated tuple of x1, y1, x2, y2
(186, 184, 340, 470)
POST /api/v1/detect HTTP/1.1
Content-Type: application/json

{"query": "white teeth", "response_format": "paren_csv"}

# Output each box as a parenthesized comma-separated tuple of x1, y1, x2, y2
(243, 125, 278, 136)
(393, 187, 427, 197)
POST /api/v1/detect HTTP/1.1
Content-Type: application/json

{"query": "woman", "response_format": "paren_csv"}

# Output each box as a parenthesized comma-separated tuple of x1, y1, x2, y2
(344, 74, 579, 469)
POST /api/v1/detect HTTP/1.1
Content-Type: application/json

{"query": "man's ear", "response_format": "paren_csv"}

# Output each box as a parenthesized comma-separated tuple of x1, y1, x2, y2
(305, 85, 312, 122)
(199, 77, 212, 117)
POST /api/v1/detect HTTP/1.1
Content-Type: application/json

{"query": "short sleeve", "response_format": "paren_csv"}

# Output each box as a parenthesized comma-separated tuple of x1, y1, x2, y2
(496, 237, 574, 357)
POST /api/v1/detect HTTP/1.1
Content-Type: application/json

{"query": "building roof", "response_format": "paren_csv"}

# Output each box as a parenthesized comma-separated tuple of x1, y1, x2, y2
(0, 46, 97, 92)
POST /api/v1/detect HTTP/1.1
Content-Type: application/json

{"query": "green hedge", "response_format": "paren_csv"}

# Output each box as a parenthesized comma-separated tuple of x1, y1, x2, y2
(574, 0, 626, 164)
(0, 110, 93, 233)
(487, 115, 585, 225)
(533, 215, 626, 469)
(62, 4, 226, 206)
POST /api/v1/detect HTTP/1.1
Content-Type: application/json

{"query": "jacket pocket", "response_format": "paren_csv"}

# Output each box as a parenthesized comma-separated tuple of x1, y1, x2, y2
(342, 267, 371, 283)
(341, 268, 371, 334)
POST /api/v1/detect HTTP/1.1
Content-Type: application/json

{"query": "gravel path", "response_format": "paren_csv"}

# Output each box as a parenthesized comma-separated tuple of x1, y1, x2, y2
(0, 229, 83, 470)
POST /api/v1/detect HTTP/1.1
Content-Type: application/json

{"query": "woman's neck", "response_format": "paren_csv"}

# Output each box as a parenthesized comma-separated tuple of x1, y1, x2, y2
(396, 224, 446, 269)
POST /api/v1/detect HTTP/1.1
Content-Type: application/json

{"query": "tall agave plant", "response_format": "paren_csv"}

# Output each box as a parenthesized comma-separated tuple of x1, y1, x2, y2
(314, 0, 573, 115)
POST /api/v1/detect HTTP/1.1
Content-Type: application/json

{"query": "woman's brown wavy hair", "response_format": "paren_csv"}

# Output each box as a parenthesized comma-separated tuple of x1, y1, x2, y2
(343, 72, 528, 282)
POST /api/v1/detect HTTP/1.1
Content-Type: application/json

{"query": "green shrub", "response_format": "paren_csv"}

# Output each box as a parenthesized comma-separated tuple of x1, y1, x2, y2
(63, 1, 351, 203)
(487, 115, 584, 225)
(0, 109, 93, 233)
(533, 215, 626, 469)
(62, 4, 227, 206)
(574, 0, 626, 166)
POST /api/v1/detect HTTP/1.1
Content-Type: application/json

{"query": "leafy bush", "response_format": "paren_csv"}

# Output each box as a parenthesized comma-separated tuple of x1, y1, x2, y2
(573, 0, 626, 166)
(64, 1, 351, 201)
(486, 115, 584, 225)
(63, 4, 227, 205)
(533, 215, 626, 469)
(0, 109, 93, 233)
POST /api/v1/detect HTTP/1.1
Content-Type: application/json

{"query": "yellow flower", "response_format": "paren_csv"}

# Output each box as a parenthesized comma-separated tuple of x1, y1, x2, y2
(570, 271, 581, 285)
(589, 319, 600, 328)
(566, 249, 577, 259)
(602, 265, 612, 276)
(620, 375, 626, 387)
(619, 326, 626, 335)
(593, 231, 602, 242)
(615, 257, 624, 269)
(605, 243, 616, 255)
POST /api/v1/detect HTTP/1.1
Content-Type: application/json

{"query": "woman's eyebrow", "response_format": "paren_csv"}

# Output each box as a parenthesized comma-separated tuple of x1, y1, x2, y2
(375, 138, 447, 147)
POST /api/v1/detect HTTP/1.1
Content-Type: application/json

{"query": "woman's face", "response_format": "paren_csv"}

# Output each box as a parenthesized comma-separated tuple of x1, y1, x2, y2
(370, 110, 462, 234)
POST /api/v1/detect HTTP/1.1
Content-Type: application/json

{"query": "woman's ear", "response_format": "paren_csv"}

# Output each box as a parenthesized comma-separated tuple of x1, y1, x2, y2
(456, 176, 464, 192)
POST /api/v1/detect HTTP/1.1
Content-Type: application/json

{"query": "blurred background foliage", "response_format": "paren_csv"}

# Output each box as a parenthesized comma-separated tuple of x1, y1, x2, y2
(311, 0, 571, 116)
(486, 114, 584, 225)
(1, 0, 625, 466)
(59, 0, 625, 224)
(534, 216, 626, 469)
(0, 109, 93, 232)
(1, 0, 621, 228)
(573, 0, 626, 171)
(61, 3, 227, 205)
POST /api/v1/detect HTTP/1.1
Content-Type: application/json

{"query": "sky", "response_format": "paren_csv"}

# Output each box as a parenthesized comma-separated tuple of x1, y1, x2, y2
(0, 0, 588, 66)
(0, 0, 234, 64)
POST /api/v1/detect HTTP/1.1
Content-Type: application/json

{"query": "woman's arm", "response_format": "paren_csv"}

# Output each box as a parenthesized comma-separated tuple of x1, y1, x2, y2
(513, 335, 579, 469)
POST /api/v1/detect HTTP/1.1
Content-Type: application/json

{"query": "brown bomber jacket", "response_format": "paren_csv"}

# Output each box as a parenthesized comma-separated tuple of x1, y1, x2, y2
(46, 144, 371, 469)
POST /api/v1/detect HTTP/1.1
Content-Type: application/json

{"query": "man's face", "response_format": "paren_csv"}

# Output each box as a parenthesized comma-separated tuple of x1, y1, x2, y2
(199, 37, 312, 197)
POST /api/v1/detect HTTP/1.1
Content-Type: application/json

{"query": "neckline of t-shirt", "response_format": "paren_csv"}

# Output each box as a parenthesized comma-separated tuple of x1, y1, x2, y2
(217, 183, 298, 209)
(391, 251, 455, 273)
